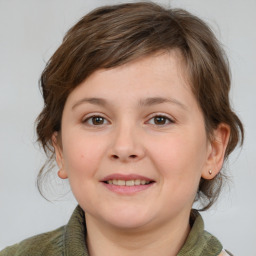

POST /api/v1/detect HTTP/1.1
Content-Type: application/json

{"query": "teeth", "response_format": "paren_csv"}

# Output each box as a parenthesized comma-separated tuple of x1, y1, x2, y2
(106, 179, 151, 186)
(134, 179, 140, 185)
(126, 180, 134, 186)
(117, 180, 125, 186)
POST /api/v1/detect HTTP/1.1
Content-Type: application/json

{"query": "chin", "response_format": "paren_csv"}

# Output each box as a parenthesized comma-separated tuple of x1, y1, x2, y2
(107, 216, 151, 230)
(101, 206, 156, 230)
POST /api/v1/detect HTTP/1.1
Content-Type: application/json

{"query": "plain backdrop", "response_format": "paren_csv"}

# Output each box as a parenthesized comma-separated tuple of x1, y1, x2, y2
(0, 0, 255, 255)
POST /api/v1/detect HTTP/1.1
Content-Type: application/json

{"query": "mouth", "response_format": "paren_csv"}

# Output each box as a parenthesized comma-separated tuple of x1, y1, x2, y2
(101, 174, 155, 194)
(103, 179, 153, 186)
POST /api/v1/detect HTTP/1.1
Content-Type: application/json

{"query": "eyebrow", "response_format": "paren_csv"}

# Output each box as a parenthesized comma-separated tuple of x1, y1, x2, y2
(72, 98, 107, 109)
(72, 97, 188, 110)
(138, 97, 187, 110)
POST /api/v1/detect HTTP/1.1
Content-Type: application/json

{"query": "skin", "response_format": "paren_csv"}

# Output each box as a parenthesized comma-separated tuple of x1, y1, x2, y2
(53, 50, 230, 256)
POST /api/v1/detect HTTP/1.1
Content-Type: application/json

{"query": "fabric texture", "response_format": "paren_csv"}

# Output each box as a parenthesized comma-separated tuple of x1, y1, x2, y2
(0, 206, 228, 256)
(177, 210, 222, 256)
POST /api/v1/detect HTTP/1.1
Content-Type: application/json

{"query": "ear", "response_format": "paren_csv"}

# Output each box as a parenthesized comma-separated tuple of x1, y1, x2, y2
(201, 123, 230, 180)
(52, 132, 68, 179)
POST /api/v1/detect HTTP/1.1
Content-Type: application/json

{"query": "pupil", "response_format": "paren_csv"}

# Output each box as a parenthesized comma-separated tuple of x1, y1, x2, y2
(155, 117, 166, 125)
(93, 117, 104, 125)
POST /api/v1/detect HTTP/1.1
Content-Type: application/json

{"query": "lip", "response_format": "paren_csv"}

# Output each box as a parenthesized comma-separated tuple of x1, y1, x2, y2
(101, 173, 154, 182)
(100, 173, 155, 195)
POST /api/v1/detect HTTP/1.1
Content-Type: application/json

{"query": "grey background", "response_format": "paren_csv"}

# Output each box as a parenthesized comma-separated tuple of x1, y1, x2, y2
(0, 0, 255, 255)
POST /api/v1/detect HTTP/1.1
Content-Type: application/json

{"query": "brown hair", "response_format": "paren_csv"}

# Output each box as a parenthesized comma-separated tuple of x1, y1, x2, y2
(36, 2, 244, 210)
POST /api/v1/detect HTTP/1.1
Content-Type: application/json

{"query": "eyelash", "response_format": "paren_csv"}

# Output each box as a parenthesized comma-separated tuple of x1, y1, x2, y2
(82, 114, 174, 127)
(146, 114, 174, 126)
(82, 115, 109, 126)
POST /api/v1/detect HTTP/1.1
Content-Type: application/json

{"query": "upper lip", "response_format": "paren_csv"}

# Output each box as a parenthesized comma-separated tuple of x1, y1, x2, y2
(101, 173, 154, 182)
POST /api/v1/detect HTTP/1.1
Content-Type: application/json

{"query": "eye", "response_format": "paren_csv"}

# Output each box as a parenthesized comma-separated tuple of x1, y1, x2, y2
(83, 115, 109, 126)
(147, 115, 174, 126)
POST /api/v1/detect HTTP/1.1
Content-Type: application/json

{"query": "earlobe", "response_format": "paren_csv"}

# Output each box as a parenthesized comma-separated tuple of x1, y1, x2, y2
(52, 132, 68, 179)
(201, 169, 215, 180)
(202, 123, 230, 180)
(57, 169, 68, 179)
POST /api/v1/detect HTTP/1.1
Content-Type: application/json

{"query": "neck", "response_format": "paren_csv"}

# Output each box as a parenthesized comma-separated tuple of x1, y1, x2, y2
(85, 212, 190, 256)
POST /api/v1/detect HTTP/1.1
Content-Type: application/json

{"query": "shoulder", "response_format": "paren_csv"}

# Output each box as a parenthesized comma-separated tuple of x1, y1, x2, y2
(0, 205, 87, 256)
(0, 226, 65, 256)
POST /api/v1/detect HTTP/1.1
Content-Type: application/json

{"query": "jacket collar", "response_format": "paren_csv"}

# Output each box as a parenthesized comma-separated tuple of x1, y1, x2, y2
(64, 206, 222, 256)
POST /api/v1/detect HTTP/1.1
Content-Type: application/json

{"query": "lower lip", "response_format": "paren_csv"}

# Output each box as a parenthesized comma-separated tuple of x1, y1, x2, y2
(102, 182, 155, 195)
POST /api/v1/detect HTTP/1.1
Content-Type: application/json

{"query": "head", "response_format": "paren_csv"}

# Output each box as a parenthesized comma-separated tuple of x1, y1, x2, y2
(36, 2, 243, 211)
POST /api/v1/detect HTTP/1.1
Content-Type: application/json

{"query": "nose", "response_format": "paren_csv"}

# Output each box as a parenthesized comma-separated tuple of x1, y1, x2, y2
(108, 123, 146, 162)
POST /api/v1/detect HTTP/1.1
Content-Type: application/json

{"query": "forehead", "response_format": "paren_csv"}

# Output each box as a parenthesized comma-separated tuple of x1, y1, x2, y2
(63, 50, 201, 115)
(71, 50, 190, 97)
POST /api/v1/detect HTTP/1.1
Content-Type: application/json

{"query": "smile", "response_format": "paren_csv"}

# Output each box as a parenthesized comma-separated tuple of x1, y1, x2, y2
(104, 180, 152, 186)
(101, 174, 155, 194)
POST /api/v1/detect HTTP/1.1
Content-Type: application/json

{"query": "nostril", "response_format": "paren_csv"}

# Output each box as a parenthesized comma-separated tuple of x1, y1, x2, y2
(111, 154, 138, 160)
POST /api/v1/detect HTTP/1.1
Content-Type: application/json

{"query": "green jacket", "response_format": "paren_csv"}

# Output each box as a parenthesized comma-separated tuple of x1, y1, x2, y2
(0, 206, 229, 256)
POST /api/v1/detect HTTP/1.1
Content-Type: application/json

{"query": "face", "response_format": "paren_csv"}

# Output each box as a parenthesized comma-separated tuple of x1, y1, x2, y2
(54, 51, 214, 230)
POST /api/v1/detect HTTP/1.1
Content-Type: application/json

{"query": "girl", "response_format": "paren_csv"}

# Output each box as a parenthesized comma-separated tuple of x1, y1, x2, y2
(0, 2, 243, 256)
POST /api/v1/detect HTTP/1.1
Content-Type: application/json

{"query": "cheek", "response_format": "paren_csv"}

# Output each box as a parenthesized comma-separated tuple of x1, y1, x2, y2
(148, 135, 206, 209)
(62, 134, 105, 177)
(148, 131, 207, 182)
(61, 135, 106, 206)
